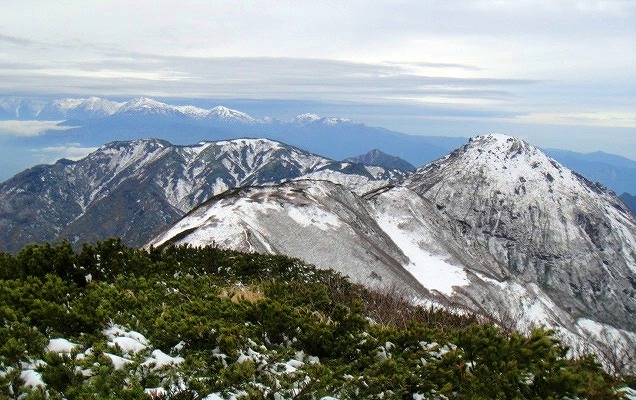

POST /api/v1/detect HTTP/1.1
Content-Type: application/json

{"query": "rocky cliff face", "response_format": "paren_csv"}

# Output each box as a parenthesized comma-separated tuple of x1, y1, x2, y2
(0, 138, 404, 251)
(405, 134, 636, 331)
(150, 134, 636, 372)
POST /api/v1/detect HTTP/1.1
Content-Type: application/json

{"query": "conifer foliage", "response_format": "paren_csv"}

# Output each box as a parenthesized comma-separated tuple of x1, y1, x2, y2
(0, 239, 630, 399)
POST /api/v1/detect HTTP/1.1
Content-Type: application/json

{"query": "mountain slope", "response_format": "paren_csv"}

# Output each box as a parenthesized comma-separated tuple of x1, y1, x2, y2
(345, 149, 416, 171)
(151, 180, 423, 293)
(150, 134, 636, 371)
(0, 138, 403, 252)
(0, 97, 45, 119)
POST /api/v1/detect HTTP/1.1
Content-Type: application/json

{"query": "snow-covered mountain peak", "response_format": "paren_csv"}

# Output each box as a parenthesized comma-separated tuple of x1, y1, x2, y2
(117, 97, 180, 116)
(412, 133, 584, 199)
(402, 135, 636, 332)
(214, 138, 282, 150)
(293, 113, 322, 123)
(208, 106, 256, 123)
(467, 133, 539, 158)
(292, 113, 352, 126)
(102, 138, 170, 150)
(90, 139, 170, 169)
(173, 105, 209, 118)
(49, 98, 85, 110)
(124, 96, 163, 107)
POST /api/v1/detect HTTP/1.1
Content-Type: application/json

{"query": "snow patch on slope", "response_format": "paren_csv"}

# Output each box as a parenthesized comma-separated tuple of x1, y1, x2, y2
(375, 213, 468, 296)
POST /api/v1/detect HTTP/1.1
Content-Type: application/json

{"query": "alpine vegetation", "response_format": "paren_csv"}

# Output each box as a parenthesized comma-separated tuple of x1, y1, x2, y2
(0, 240, 628, 399)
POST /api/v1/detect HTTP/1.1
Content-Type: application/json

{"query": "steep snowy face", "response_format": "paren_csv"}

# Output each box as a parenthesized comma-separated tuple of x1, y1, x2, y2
(153, 138, 336, 211)
(292, 113, 352, 126)
(73, 139, 173, 207)
(406, 134, 636, 330)
(116, 97, 182, 116)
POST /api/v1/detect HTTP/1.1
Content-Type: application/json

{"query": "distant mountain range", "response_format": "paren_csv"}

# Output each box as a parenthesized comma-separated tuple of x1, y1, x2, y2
(1, 96, 635, 199)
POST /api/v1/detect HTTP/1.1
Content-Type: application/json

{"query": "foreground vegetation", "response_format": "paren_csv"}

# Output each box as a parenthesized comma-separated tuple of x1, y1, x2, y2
(0, 239, 632, 399)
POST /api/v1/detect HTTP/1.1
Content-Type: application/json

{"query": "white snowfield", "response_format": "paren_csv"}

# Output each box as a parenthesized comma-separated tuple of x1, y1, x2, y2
(45, 338, 79, 353)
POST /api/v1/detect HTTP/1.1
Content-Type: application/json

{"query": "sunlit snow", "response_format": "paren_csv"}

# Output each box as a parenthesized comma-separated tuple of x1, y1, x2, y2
(375, 214, 468, 296)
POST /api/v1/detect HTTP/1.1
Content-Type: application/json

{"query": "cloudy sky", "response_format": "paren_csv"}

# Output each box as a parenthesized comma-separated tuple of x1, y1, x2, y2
(1, 0, 635, 176)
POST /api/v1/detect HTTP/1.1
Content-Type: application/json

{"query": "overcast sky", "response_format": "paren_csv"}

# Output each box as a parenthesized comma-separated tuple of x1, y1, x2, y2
(1, 0, 635, 165)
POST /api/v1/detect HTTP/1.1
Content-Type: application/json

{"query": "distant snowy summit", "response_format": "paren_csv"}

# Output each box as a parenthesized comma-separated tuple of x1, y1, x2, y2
(345, 149, 416, 171)
(0, 96, 349, 125)
(2, 96, 634, 197)
(292, 113, 353, 126)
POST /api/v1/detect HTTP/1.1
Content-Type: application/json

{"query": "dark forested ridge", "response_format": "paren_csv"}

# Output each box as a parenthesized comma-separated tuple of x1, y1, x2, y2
(0, 239, 632, 399)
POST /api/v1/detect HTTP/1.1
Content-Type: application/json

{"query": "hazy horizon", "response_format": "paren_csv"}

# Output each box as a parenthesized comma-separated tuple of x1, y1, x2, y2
(1, 1, 635, 179)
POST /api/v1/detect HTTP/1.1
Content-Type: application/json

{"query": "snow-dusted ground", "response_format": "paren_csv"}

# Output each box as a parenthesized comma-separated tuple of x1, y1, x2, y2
(4, 323, 355, 399)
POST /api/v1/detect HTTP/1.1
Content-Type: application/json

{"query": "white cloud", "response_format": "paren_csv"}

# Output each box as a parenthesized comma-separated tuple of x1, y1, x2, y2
(31, 144, 98, 163)
(0, 120, 75, 137)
